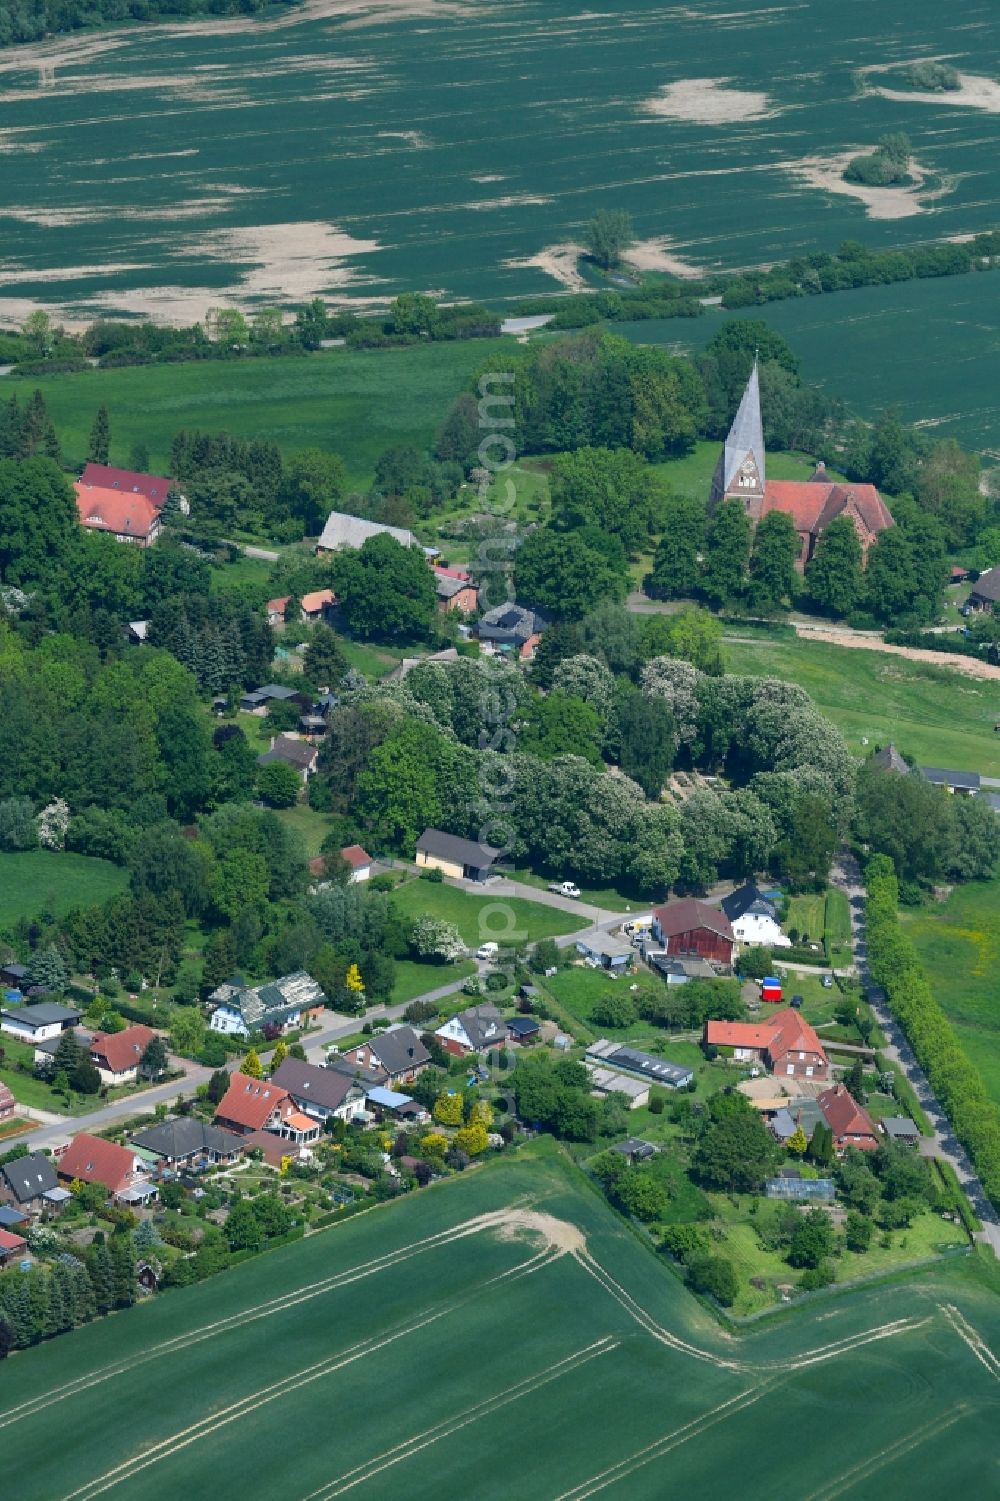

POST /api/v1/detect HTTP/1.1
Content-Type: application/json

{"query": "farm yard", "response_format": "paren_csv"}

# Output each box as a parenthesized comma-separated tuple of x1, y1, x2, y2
(1, 1146, 998, 1501)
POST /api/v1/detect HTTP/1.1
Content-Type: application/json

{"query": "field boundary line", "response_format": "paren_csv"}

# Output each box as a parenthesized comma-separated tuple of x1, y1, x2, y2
(551, 1383, 775, 1501)
(302, 1337, 620, 1501)
(59, 1246, 562, 1501)
(572, 1250, 744, 1370)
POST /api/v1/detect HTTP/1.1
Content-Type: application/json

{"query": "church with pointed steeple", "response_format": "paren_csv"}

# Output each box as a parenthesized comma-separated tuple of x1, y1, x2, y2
(710, 362, 893, 569)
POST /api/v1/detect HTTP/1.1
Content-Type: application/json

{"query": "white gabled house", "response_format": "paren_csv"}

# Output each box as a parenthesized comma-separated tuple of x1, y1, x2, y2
(720, 885, 791, 950)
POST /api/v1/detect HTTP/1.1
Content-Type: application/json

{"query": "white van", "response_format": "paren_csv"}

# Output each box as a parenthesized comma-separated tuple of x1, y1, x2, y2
(476, 941, 499, 961)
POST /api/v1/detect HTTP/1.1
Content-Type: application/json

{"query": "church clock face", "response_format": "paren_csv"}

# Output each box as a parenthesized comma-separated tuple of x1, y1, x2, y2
(738, 458, 758, 489)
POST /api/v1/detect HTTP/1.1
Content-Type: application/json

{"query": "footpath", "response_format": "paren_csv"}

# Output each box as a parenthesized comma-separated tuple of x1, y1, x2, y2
(832, 851, 1000, 1258)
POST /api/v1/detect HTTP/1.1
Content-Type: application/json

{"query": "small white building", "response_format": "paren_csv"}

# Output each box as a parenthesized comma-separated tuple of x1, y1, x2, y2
(1, 1003, 82, 1043)
(720, 885, 791, 949)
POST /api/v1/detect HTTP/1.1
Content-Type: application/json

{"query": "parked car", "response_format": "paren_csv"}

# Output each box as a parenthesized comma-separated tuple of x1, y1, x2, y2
(548, 881, 581, 899)
(821, 974, 833, 989)
(476, 941, 499, 961)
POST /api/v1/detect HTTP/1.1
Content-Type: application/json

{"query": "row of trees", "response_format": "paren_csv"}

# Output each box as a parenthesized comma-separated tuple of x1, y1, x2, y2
(865, 855, 1000, 1204)
(0, 1227, 136, 1356)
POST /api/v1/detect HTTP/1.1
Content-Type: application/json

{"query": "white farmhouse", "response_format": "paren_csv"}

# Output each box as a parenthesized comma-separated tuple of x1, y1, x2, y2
(720, 885, 791, 950)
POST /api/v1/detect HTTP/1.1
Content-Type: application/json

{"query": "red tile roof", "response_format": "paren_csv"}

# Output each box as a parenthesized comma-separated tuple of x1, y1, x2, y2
(285, 1110, 318, 1134)
(817, 1084, 879, 1145)
(80, 463, 173, 507)
(705, 1008, 828, 1068)
(215, 1073, 291, 1132)
(301, 589, 335, 614)
(764, 480, 893, 541)
(433, 564, 471, 581)
(340, 844, 372, 869)
(58, 1133, 137, 1194)
(0, 1229, 28, 1253)
(653, 899, 734, 941)
(75, 483, 160, 541)
(90, 1025, 156, 1076)
(267, 596, 291, 616)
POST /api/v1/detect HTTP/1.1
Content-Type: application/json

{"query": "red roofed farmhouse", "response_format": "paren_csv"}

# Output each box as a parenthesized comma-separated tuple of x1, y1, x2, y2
(74, 483, 161, 546)
(57, 1133, 147, 1199)
(214, 1072, 319, 1143)
(89, 1024, 156, 1085)
(709, 362, 893, 568)
(817, 1083, 879, 1152)
(652, 899, 734, 966)
(705, 1008, 829, 1080)
(80, 463, 175, 508)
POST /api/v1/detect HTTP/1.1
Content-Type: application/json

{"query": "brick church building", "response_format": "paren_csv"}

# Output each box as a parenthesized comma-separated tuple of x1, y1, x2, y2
(709, 362, 893, 569)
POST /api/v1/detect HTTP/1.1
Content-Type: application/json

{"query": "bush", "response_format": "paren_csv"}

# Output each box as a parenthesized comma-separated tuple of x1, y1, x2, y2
(419, 866, 444, 883)
(798, 1261, 836, 1291)
(590, 994, 637, 1029)
(686, 1253, 739, 1306)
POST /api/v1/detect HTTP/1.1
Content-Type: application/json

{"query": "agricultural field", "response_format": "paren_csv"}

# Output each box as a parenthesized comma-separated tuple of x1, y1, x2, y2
(26, 341, 505, 487)
(904, 876, 1000, 1107)
(388, 876, 581, 948)
(723, 635, 1000, 776)
(0, 850, 128, 926)
(3, 1145, 997, 1501)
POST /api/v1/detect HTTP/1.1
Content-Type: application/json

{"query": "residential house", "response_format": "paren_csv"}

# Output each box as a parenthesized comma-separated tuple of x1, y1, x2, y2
(270, 1057, 367, 1124)
(266, 596, 291, 626)
(817, 1083, 880, 1152)
(574, 932, 634, 973)
(130, 1118, 245, 1170)
(74, 483, 161, 546)
(57, 1133, 153, 1202)
(968, 566, 1000, 614)
(209, 971, 327, 1038)
(710, 365, 893, 569)
(79, 462, 177, 510)
(213, 1072, 319, 1144)
(89, 1024, 156, 1085)
(506, 1016, 540, 1045)
(704, 1008, 830, 1081)
(415, 828, 500, 882)
(435, 1004, 506, 1057)
(768, 1097, 824, 1143)
(919, 766, 981, 796)
(300, 589, 337, 623)
(720, 885, 790, 950)
(0, 1229, 29, 1268)
(0, 1154, 69, 1219)
(341, 845, 373, 883)
(0, 1083, 14, 1122)
(341, 1026, 432, 1085)
(433, 565, 479, 614)
(1, 1003, 82, 1043)
(239, 684, 301, 715)
(651, 899, 735, 967)
(257, 734, 319, 784)
(585, 1039, 693, 1089)
(475, 603, 546, 661)
(316, 510, 417, 554)
(325, 1054, 386, 1092)
(871, 743, 910, 775)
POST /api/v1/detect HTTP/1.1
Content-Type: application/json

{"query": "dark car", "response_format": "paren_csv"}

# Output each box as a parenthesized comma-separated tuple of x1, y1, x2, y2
(790, 994, 804, 1010)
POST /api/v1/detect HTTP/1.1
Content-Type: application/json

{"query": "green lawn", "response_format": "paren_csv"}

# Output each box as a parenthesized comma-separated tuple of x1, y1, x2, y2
(30, 341, 508, 491)
(339, 639, 408, 680)
(4, 1142, 997, 1501)
(389, 957, 476, 1006)
(389, 878, 581, 947)
(784, 893, 825, 947)
(825, 887, 853, 967)
(0, 851, 128, 926)
(510, 867, 637, 913)
(724, 636, 1000, 775)
(274, 802, 330, 860)
(904, 876, 1000, 1106)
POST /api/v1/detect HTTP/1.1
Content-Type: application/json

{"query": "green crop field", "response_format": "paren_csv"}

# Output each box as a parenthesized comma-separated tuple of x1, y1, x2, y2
(389, 877, 580, 947)
(904, 876, 1000, 1106)
(723, 635, 1000, 776)
(0, 850, 127, 926)
(4, 1, 1000, 448)
(2, 1146, 999, 1501)
(26, 342, 505, 487)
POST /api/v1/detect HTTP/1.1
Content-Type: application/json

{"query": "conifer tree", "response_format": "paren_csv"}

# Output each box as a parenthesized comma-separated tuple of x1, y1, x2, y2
(242, 1047, 263, 1079)
(88, 405, 111, 466)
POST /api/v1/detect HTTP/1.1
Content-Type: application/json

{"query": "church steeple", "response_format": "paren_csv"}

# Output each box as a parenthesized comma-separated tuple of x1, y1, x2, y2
(709, 360, 766, 519)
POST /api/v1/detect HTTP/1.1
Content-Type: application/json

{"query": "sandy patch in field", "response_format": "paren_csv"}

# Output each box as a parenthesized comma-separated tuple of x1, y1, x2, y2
(0, 34, 125, 75)
(641, 77, 776, 123)
(377, 130, 432, 150)
(624, 237, 702, 277)
(784, 151, 949, 220)
(466, 193, 552, 211)
(503, 242, 586, 292)
(490, 1209, 586, 1256)
(793, 624, 1000, 681)
(471, 174, 505, 184)
(870, 70, 1000, 114)
(184, 220, 383, 301)
(0, 298, 93, 332)
(0, 260, 151, 285)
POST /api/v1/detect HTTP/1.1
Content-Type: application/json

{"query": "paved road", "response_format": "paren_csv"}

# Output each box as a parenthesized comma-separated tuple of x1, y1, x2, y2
(832, 851, 1000, 1258)
(3, 895, 606, 1153)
